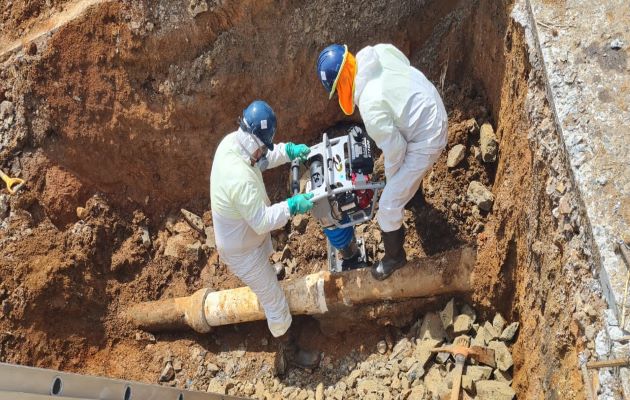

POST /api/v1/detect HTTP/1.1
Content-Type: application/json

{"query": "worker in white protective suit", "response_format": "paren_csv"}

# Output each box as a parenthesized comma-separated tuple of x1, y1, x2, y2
(210, 100, 321, 374)
(316, 44, 448, 281)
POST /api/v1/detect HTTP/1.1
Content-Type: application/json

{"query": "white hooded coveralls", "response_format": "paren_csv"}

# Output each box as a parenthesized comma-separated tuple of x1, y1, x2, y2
(210, 130, 292, 337)
(354, 44, 448, 232)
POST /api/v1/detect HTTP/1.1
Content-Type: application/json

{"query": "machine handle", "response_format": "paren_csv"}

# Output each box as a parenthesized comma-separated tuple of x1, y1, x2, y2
(290, 159, 301, 195)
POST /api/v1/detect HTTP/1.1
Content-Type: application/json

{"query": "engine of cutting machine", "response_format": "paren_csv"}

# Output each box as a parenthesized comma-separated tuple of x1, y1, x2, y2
(290, 125, 385, 230)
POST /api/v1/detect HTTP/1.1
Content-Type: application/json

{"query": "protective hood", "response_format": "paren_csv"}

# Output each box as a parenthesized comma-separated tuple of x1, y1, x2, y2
(354, 44, 411, 105)
(236, 127, 263, 162)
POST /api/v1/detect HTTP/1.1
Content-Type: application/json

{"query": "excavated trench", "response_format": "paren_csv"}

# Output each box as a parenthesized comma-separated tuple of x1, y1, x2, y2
(0, 0, 603, 398)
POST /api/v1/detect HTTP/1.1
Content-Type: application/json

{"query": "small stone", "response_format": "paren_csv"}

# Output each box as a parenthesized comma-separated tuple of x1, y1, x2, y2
(408, 384, 426, 400)
(0, 100, 14, 121)
(140, 227, 151, 249)
(466, 365, 493, 381)
(346, 369, 362, 387)
(315, 383, 324, 400)
(558, 196, 572, 215)
(418, 312, 447, 342)
(500, 322, 520, 341)
(206, 363, 220, 373)
(204, 225, 216, 249)
(493, 369, 513, 384)
(159, 362, 175, 382)
(281, 244, 292, 261)
(261, 337, 269, 346)
(465, 118, 480, 134)
(377, 340, 388, 354)
(610, 38, 624, 50)
(172, 359, 183, 371)
(76, 207, 87, 219)
(462, 375, 473, 392)
(292, 214, 308, 233)
(453, 314, 473, 334)
(399, 357, 416, 372)
(493, 313, 507, 333)
(472, 146, 482, 160)
(475, 380, 515, 400)
(357, 379, 381, 394)
(181, 209, 205, 232)
(447, 144, 466, 168)
(406, 363, 425, 382)
(480, 123, 498, 162)
(461, 304, 476, 322)
(488, 340, 513, 371)
(440, 298, 456, 330)
(467, 181, 494, 211)
(188, 0, 208, 17)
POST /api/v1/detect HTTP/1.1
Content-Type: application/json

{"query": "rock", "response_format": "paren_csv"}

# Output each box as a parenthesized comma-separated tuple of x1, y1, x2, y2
(480, 123, 498, 162)
(465, 118, 479, 134)
(453, 314, 473, 334)
(188, 0, 208, 17)
(390, 337, 412, 360)
(399, 357, 416, 372)
(76, 207, 87, 219)
(140, 227, 151, 249)
(413, 338, 441, 367)
(204, 225, 216, 249)
(447, 144, 466, 168)
(435, 352, 450, 364)
(315, 382, 324, 400)
(207, 378, 232, 395)
(377, 340, 388, 354)
(461, 304, 477, 323)
(484, 321, 500, 340)
(0, 100, 14, 122)
(467, 181, 495, 212)
(500, 322, 520, 341)
(466, 365, 493, 381)
(164, 234, 195, 258)
(159, 362, 175, 382)
(408, 384, 426, 400)
(475, 380, 515, 400)
(493, 313, 507, 333)
(346, 369, 362, 388)
(488, 340, 513, 371)
(206, 362, 220, 373)
(424, 366, 448, 398)
(181, 209, 205, 232)
(462, 375, 474, 392)
(172, 359, 183, 372)
(610, 38, 624, 50)
(493, 369, 513, 384)
(440, 298, 456, 330)
(292, 214, 308, 233)
(418, 312, 447, 342)
(472, 146, 482, 161)
(406, 362, 425, 382)
(280, 244, 292, 261)
(357, 379, 382, 394)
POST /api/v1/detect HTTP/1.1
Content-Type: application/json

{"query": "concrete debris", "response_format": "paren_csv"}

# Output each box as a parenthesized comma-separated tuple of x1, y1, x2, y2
(377, 340, 388, 354)
(475, 380, 515, 400)
(440, 298, 456, 330)
(480, 122, 498, 162)
(292, 214, 308, 233)
(493, 313, 507, 333)
(500, 322, 520, 341)
(159, 362, 175, 382)
(181, 209, 205, 233)
(488, 340, 513, 371)
(447, 144, 466, 168)
(466, 365, 493, 381)
(454, 314, 473, 334)
(418, 312, 447, 342)
(467, 181, 495, 212)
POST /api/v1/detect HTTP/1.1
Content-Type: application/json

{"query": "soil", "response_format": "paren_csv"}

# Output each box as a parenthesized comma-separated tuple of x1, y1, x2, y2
(0, 0, 608, 398)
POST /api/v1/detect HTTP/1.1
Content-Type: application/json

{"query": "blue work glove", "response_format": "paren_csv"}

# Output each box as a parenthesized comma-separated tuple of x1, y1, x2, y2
(285, 142, 311, 162)
(287, 193, 314, 215)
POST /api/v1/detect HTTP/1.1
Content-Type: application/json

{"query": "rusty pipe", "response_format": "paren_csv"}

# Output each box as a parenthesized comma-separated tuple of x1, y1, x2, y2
(124, 247, 475, 332)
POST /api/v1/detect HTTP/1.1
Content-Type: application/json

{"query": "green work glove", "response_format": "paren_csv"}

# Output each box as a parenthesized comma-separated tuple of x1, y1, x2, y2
(285, 142, 311, 162)
(287, 193, 314, 215)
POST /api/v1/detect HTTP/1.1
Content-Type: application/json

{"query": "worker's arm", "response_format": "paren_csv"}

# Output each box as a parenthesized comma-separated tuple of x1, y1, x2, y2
(235, 181, 290, 235)
(265, 143, 291, 170)
(362, 103, 407, 180)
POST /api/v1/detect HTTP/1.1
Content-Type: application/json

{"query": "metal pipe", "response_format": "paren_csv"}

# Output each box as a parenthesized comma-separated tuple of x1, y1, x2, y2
(124, 247, 475, 333)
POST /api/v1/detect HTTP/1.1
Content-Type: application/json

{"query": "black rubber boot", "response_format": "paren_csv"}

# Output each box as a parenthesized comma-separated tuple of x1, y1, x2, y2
(274, 328, 321, 376)
(339, 236, 367, 271)
(371, 227, 407, 281)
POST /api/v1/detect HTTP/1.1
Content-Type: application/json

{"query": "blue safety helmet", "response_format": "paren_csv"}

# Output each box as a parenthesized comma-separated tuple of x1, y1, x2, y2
(317, 44, 348, 99)
(239, 100, 277, 151)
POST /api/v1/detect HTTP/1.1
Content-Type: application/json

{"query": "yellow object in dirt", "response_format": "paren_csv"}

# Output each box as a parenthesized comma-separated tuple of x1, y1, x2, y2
(0, 169, 25, 195)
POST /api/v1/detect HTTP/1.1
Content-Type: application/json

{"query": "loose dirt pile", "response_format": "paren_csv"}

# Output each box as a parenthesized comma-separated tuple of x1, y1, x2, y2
(0, 0, 610, 398)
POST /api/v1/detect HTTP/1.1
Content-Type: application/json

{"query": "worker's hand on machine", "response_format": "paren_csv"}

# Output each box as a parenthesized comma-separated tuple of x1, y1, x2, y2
(287, 193, 314, 215)
(285, 142, 311, 162)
